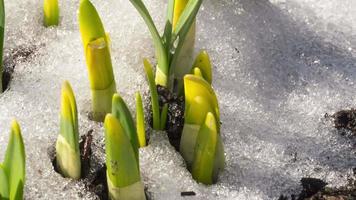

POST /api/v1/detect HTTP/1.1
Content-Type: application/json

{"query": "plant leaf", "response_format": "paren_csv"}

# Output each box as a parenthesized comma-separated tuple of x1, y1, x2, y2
(0, 0, 4, 93)
(112, 94, 139, 161)
(3, 120, 25, 200)
(192, 50, 212, 84)
(59, 81, 79, 151)
(163, 0, 175, 58)
(143, 59, 160, 130)
(172, 0, 202, 38)
(183, 75, 219, 126)
(135, 92, 146, 147)
(0, 164, 9, 199)
(160, 103, 168, 130)
(129, 0, 169, 86)
(104, 114, 141, 188)
(43, 0, 59, 27)
(79, 0, 106, 51)
(192, 112, 217, 185)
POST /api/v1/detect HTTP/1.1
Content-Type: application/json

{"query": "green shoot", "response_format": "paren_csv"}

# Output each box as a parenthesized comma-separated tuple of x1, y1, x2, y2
(135, 92, 146, 147)
(104, 114, 146, 200)
(43, 0, 59, 27)
(143, 59, 160, 130)
(56, 81, 81, 179)
(79, 0, 116, 122)
(111, 94, 139, 161)
(0, 120, 26, 200)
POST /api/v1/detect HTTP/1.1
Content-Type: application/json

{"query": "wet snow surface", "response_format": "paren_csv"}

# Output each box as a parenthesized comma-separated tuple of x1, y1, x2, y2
(0, 0, 356, 199)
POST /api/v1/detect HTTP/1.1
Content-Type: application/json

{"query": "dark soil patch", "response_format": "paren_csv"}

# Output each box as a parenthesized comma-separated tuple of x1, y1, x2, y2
(49, 129, 93, 178)
(2, 45, 38, 91)
(279, 177, 356, 200)
(147, 85, 185, 150)
(331, 109, 356, 136)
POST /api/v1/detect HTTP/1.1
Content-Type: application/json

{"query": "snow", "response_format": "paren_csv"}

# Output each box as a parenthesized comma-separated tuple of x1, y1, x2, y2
(0, 0, 355, 199)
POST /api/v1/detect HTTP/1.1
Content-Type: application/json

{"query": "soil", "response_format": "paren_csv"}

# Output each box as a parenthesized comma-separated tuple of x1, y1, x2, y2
(147, 85, 185, 151)
(2, 45, 38, 91)
(331, 109, 356, 136)
(279, 177, 356, 200)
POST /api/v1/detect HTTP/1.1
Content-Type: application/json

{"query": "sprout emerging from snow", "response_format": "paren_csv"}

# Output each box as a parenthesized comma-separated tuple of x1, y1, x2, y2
(0, 0, 4, 92)
(56, 81, 81, 180)
(79, 0, 116, 122)
(104, 114, 146, 200)
(135, 92, 146, 147)
(111, 94, 139, 161)
(0, 120, 26, 200)
(43, 0, 59, 27)
(129, 0, 202, 92)
(180, 75, 225, 184)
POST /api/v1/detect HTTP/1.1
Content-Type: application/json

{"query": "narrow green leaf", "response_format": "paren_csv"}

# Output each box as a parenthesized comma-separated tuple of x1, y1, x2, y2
(192, 112, 217, 185)
(104, 114, 141, 188)
(172, 0, 202, 39)
(160, 103, 168, 130)
(0, 164, 9, 199)
(135, 92, 146, 147)
(143, 59, 160, 130)
(129, 0, 169, 86)
(169, 0, 201, 87)
(3, 120, 25, 200)
(163, 0, 175, 59)
(0, 0, 4, 93)
(43, 0, 59, 27)
(112, 94, 139, 161)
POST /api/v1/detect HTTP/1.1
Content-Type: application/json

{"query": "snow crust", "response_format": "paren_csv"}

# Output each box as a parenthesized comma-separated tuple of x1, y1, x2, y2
(0, 0, 355, 199)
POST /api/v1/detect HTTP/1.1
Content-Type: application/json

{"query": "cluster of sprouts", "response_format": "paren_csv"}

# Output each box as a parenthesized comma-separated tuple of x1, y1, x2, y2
(0, 0, 225, 199)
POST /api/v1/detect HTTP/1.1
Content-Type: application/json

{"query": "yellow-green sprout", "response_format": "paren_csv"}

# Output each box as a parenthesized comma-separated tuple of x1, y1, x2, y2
(43, 0, 59, 27)
(191, 50, 212, 84)
(79, 0, 116, 122)
(104, 114, 146, 200)
(111, 94, 139, 162)
(135, 92, 146, 147)
(180, 75, 225, 183)
(192, 112, 219, 184)
(0, 0, 5, 92)
(0, 120, 26, 200)
(56, 81, 81, 179)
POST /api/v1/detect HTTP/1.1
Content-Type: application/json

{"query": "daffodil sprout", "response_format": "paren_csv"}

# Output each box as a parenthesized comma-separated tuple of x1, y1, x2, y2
(0, 120, 26, 199)
(0, 0, 4, 92)
(104, 114, 146, 200)
(56, 81, 81, 179)
(79, 0, 116, 122)
(111, 94, 139, 161)
(43, 0, 59, 27)
(136, 92, 147, 147)
(129, 0, 202, 92)
(180, 75, 225, 184)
